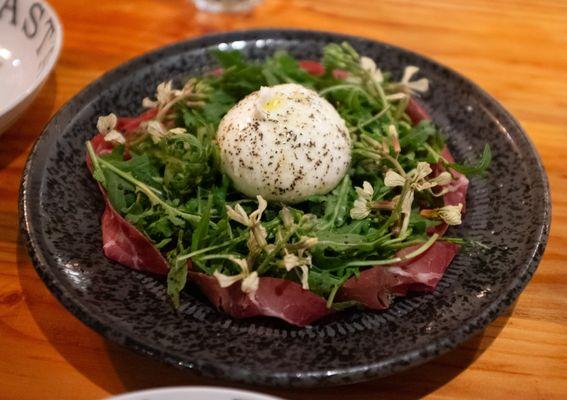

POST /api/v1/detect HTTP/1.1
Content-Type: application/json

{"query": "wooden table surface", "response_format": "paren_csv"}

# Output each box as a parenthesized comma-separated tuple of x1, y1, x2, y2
(2, 0, 567, 398)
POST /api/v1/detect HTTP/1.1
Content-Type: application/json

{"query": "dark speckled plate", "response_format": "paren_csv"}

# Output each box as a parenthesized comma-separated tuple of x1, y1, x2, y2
(19, 29, 550, 387)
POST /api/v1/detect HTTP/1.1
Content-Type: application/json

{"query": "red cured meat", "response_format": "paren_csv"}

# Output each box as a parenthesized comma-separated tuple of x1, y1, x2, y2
(440, 147, 469, 210)
(337, 242, 459, 309)
(406, 97, 432, 124)
(337, 267, 398, 310)
(189, 271, 330, 326)
(188, 271, 260, 318)
(101, 199, 169, 275)
(299, 60, 325, 76)
(116, 108, 158, 134)
(90, 133, 115, 156)
(332, 69, 349, 80)
(298, 59, 348, 80)
(388, 241, 460, 294)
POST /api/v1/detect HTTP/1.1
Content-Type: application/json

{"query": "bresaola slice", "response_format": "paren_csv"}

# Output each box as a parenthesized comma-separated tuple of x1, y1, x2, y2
(101, 199, 169, 275)
(90, 132, 115, 156)
(337, 242, 459, 310)
(189, 271, 330, 326)
(406, 97, 432, 125)
(440, 147, 469, 210)
(298, 60, 325, 76)
(116, 108, 158, 134)
(389, 241, 460, 294)
(337, 266, 399, 310)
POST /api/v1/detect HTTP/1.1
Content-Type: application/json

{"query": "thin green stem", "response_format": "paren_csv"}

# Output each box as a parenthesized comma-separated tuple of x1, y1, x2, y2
(319, 84, 377, 104)
(394, 95, 410, 120)
(424, 143, 450, 164)
(86, 141, 103, 176)
(352, 105, 391, 133)
(352, 148, 382, 161)
(177, 237, 244, 262)
(382, 153, 406, 177)
(344, 233, 439, 267)
(326, 272, 354, 309)
(196, 254, 242, 262)
(384, 180, 410, 229)
(357, 135, 406, 176)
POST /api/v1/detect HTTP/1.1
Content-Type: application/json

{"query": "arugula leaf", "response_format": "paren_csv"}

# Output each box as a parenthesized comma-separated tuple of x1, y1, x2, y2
(318, 175, 352, 229)
(399, 120, 437, 150)
(315, 229, 388, 253)
(308, 269, 341, 297)
(86, 141, 106, 185)
(191, 193, 213, 252)
(105, 172, 135, 212)
(448, 144, 491, 176)
(167, 259, 188, 308)
(262, 51, 316, 86)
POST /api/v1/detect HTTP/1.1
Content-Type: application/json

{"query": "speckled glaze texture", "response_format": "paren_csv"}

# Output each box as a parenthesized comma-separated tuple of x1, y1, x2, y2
(19, 30, 550, 387)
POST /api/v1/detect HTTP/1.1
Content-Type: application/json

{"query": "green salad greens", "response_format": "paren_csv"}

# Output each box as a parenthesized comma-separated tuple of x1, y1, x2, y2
(87, 42, 490, 308)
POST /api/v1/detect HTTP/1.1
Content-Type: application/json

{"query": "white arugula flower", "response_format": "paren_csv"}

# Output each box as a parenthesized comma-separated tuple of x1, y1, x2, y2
(283, 252, 311, 290)
(97, 113, 117, 134)
(388, 124, 400, 153)
(295, 236, 319, 250)
(384, 169, 406, 187)
(168, 127, 188, 135)
(438, 204, 463, 225)
(213, 256, 259, 294)
(141, 121, 188, 144)
(144, 120, 168, 143)
(143, 79, 205, 122)
(384, 66, 429, 101)
(283, 253, 300, 271)
(350, 181, 374, 220)
(142, 80, 181, 109)
(226, 195, 269, 251)
(359, 56, 384, 84)
(280, 207, 294, 228)
(103, 130, 125, 144)
(385, 162, 453, 237)
(280, 235, 318, 290)
(385, 162, 451, 192)
(421, 204, 463, 225)
(97, 113, 125, 144)
(400, 65, 429, 95)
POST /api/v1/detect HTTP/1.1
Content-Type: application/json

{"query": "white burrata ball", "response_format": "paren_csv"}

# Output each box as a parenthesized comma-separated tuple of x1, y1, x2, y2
(216, 83, 351, 203)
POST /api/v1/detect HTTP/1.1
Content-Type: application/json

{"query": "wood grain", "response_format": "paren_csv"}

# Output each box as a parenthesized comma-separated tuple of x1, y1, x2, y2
(1, 0, 567, 398)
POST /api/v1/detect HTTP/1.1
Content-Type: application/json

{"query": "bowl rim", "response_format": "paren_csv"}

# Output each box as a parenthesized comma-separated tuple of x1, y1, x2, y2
(0, 0, 63, 116)
(107, 386, 283, 400)
(19, 28, 551, 386)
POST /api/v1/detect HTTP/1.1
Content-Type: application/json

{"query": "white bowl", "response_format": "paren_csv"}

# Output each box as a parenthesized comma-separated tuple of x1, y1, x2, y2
(107, 387, 284, 400)
(0, 0, 62, 134)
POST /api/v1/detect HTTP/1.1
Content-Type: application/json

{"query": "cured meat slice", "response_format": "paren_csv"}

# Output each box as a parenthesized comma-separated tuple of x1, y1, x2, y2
(189, 271, 330, 326)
